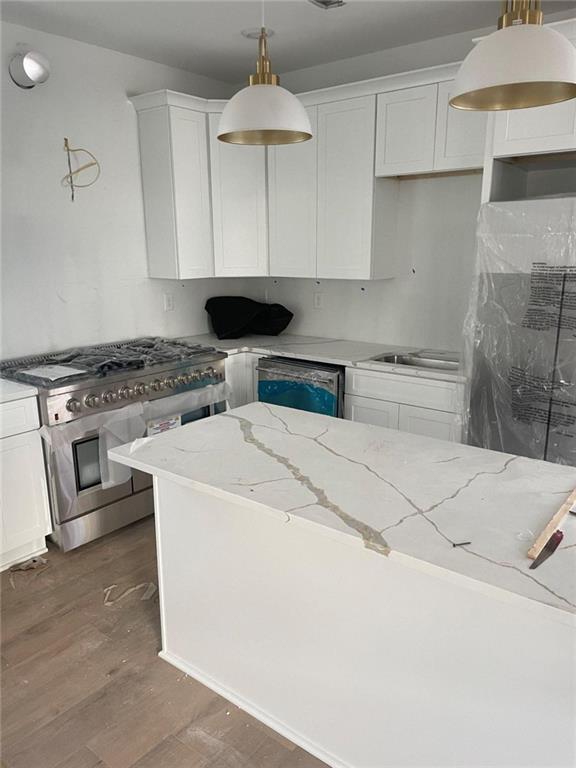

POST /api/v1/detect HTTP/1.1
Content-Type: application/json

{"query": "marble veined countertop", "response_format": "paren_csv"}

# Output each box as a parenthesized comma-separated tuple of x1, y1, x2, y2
(110, 403, 576, 615)
(180, 333, 466, 383)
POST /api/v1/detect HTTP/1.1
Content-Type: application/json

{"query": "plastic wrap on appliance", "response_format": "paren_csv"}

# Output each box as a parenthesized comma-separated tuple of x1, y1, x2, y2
(40, 403, 146, 519)
(257, 360, 341, 416)
(462, 198, 576, 466)
(98, 404, 147, 488)
(143, 381, 231, 424)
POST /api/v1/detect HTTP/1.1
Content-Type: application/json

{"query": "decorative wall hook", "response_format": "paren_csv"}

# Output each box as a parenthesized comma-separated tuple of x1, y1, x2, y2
(62, 138, 101, 202)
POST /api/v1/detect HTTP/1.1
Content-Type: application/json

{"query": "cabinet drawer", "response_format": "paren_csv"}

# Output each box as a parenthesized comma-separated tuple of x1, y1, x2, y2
(398, 404, 462, 443)
(0, 397, 40, 438)
(344, 394, 399, 430)
(346, 368, 460, 412)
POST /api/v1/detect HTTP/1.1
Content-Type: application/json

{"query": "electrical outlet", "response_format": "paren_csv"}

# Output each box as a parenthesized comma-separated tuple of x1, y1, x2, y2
(163, 292, 174, 312)
(313, 292, 324, 310)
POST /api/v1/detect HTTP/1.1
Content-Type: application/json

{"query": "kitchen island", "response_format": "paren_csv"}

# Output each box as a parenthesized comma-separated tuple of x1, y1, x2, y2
(110, 403, 576, 768)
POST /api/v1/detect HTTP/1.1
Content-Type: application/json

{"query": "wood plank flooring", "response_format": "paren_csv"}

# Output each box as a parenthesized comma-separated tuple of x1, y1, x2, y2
(1, 518, 327, 768)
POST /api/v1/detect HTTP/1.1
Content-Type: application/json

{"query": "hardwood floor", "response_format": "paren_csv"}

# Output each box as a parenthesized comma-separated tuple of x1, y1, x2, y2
(1, 518, 326, 768)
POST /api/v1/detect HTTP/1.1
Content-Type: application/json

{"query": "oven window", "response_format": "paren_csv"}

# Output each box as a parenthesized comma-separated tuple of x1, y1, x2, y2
(181, 406, 210, 425)
(73, 436, 102, 492)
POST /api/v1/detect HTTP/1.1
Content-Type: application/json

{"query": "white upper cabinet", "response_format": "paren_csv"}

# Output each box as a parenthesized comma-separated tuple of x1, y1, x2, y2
(209, 113, 268, 277)
(268, 106, 318, 278)
(135, 102, 213, 279)
(317, 96, 379, 280)
(375, 84, 438, 176)
(434, 81, 488, 171)
(376, 81, 487, 176)
(492, 99, 576, 157)
(492, 25, 576, 157)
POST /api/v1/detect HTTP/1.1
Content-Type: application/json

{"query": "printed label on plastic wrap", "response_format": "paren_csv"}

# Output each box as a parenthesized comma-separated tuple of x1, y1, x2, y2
(521, 264, 576, 332)
(147, 415, 181, 436)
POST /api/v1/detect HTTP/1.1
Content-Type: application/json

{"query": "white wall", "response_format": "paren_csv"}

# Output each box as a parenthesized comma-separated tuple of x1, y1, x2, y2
(264, 173, 483, 352)
(1, 21, 261, 359)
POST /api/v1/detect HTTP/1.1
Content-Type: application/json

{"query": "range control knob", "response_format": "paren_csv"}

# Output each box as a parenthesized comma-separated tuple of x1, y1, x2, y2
(177, 375, 188, 386)
(66, 397, 81, 413)
(134, 382, 149, 396)
(84, 394, 101, 408)
(190, 371, 201, 382)
(151, 379, 165, 392)
(119, 385, 134, 400)
(166, 377, 177, 389)
(102, 390, 118, 404)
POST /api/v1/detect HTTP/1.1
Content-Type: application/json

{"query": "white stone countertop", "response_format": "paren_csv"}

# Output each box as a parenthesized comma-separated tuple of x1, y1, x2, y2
(110, 403, 576, 616)
(0, 379, 38, 404)
(180, 333, 466, 384)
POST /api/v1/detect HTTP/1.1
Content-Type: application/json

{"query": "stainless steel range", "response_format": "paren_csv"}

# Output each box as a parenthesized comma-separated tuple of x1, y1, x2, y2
(0, 337, 228, 551)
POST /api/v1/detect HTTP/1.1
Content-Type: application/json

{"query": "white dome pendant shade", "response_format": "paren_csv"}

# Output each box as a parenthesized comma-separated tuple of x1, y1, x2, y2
(450, 1, 576, 111)
(218, 28, 312, 145)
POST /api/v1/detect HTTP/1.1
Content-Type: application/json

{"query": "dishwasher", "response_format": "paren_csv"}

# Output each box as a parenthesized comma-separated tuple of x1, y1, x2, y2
(257, 357, 344, 417)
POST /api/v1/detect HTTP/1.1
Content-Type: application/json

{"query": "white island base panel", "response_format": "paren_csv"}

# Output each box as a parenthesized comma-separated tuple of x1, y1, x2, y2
(153, 479, 575, 768)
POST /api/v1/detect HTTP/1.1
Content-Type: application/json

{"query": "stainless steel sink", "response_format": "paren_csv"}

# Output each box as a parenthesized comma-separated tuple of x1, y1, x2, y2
(370, 350, 460, 371)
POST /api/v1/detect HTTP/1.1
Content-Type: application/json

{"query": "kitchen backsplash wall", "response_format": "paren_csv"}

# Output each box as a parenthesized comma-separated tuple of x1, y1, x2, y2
(2, 21, 482, 360)
(0, 22, 262, 359)
(264, 173, 482, 353)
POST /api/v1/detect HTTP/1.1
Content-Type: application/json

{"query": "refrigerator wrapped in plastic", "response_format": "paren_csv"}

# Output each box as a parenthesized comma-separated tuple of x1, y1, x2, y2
(463, 198, 576, 466)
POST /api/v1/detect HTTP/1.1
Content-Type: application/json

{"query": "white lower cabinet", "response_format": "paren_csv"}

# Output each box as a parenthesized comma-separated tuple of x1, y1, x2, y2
(345, 368, 463, 442)
(1, 428, 51, 570)
(344, 395, 399, 429)
(398, 404, 461, 442)
(345, 393, 461, 442)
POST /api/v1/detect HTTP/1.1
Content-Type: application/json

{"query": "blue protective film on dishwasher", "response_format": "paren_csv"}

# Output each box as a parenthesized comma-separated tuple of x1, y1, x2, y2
(258, 380, 337, 416)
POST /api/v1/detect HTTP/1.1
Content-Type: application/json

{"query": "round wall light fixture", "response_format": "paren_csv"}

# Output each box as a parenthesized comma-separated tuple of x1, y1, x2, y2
(9, 51, 51, 89)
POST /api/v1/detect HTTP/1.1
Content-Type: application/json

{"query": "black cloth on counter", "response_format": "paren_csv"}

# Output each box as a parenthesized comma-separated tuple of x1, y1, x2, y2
(205, 297, 294, 339)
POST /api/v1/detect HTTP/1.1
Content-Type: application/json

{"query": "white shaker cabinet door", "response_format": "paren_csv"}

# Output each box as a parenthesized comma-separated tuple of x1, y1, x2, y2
(492, 28, 576, 157)
(434, 81, 488, 171)
(492, 99, 576, 157)
(136, 105, 213, 279)
(344, 395, 400, 430)
(317, 96, 376, 280)
(1, 430, 51, 564)
(268, 106, 318, 278)
(375, 84, 438, 176)
(398, 404, 461, 442)
(209, 114, 268, 277)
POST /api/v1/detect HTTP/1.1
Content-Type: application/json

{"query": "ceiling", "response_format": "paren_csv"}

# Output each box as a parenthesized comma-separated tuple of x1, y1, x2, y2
(2, 0, 575, 84)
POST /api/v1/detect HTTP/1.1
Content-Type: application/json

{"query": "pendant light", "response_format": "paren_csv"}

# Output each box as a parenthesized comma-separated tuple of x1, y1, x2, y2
(450, 0, 576, 111)
(218, 26, 312, 145)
